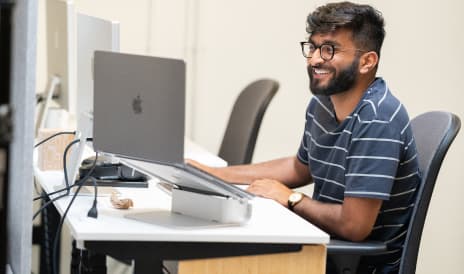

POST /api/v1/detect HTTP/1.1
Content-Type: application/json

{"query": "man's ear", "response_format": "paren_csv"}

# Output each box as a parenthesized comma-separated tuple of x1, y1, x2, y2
(359, 51, 379, 74)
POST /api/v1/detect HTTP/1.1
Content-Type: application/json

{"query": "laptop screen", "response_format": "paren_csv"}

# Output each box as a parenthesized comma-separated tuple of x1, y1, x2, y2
(92, 51, 185, 164)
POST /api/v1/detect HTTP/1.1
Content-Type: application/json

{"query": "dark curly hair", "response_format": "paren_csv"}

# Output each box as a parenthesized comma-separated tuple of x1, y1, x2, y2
(306, 2, 385, 57)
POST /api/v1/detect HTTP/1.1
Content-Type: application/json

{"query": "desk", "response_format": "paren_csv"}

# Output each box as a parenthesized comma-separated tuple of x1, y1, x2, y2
(34, 141, 329, 274)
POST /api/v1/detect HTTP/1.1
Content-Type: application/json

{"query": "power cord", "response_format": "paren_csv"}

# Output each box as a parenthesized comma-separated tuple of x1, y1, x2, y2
(63, 137, 94, 193)
(34, 133, 100, 274)
(34, 131, 76, 148)
(41, 197, 52, 274)
(33, 137, 95, 219)
(33, 137, 94, 202)
(32, 139, 82, 220)
(52, 152, 99, 274)
(52, 179, 84, 274)
(86, 176, 98, 218)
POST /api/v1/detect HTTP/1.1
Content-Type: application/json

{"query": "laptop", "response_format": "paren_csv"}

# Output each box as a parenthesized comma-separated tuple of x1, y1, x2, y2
(92, 51, 253, 201)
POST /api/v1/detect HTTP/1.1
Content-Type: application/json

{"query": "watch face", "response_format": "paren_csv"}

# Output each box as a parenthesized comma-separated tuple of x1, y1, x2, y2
(289, 192, 302, 202)
(289, 192, 304, 205)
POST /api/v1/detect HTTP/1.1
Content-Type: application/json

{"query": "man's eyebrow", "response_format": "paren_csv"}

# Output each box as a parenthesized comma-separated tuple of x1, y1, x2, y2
(308, 38, 342, 47)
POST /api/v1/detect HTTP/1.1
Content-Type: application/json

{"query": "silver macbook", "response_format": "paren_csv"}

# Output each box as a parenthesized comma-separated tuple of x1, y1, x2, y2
(92, 51, 252, 200)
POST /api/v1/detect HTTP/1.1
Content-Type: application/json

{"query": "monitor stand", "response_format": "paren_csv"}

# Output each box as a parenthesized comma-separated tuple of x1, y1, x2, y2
(35, 75, 60, 136)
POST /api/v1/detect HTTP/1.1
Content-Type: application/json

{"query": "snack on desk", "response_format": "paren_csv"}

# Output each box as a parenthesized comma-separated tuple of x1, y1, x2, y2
(110, 192, 134, 209)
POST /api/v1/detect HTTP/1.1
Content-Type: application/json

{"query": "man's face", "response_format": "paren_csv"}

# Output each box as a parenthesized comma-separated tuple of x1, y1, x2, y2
(306, 29, 361, 96)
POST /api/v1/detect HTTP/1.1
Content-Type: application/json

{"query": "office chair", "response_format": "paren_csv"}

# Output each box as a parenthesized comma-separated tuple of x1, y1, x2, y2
(218, 78, 279, 165)
(326, 111, 461, 274)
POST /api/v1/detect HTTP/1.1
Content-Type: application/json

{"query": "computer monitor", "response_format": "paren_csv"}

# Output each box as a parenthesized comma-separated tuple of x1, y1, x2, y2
(76, 12, 120, 132)
(36, 0, 76, 135)
(45, 0, 76, 115)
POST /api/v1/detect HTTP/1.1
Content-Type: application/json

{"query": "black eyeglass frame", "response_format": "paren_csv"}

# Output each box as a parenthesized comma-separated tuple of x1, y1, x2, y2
(300, 41, 366, 61)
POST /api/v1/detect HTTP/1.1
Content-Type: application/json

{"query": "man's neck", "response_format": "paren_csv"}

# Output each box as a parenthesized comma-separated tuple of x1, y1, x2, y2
(331, 77, 375, 123)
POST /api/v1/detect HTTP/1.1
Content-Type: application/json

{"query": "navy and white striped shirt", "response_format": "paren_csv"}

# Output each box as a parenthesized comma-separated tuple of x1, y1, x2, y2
(297, 78, 421, 273)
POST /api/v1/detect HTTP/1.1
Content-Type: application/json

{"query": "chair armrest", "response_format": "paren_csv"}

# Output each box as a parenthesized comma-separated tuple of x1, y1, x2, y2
(327, 239, 387, 255)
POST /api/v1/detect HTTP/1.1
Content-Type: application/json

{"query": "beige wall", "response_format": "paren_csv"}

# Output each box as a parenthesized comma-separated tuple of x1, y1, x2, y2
(37, 0, 464, 273)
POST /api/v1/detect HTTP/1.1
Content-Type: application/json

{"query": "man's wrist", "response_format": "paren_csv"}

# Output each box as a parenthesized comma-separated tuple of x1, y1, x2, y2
(287, 191, 305, 210)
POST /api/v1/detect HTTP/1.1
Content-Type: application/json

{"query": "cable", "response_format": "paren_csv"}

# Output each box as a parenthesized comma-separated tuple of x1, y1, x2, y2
(62, 137, 94, 193)
(33, 138, 95, 217)
(34, 131, 76, 148)
(33, 150, 98, 219)
(41, 198, 52, 274)
(32, 138, 81, 217)
(52, 180, 84, 274)
(86, 176, 98, 218)
(33, 137, 81, 201)
(33, 192, 69, 220)
(33, 137, 94, 201)
(52, 152, 99, 274)
(33, 183, 88, 220)
(33, 183, 76, 202)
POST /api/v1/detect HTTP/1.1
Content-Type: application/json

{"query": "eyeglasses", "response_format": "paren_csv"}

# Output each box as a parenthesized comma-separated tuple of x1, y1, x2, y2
(300, 41, 365, 61)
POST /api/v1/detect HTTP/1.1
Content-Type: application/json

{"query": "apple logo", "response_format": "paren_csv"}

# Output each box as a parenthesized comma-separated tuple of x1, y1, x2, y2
(132, 94, 143, 114)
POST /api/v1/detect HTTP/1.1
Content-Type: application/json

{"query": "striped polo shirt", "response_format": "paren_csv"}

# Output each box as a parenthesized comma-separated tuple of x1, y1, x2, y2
(297, 78, 421, 273)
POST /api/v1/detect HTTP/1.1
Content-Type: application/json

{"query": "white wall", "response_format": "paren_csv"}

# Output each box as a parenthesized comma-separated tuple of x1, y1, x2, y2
(36, 0, 464, 273)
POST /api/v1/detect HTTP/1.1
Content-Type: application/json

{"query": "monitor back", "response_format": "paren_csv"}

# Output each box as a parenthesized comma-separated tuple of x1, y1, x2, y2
(77, 12, 119, 132)
(46, 0, 76, 115)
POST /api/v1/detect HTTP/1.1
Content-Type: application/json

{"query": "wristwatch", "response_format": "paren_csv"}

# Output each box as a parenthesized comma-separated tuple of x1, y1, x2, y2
(287, 192, 304, 211)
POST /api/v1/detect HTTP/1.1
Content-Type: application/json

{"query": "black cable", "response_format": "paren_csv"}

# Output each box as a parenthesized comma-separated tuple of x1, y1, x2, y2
(34, 131, 76, 148)
(33, 137, 94, 201)
(52, 152, 99, 274)
(62, 138, 80, 195)
(52, 180, 84, 274)
(33, 192, 68, 220)
(62, 137, 94, 193)
(32, 138, 82, 219)
(33, 179, 79, 202)
(33, 150, 98, 219)
(33, 184, 68, 201)
(41, 198, 52, 274)
(86, 176, 98, 218)
(33, 138, 95, 217)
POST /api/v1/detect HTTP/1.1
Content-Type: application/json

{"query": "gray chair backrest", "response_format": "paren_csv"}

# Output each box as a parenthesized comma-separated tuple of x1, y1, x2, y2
(218, 79, 279, 165)
(400, 111, 461, 274)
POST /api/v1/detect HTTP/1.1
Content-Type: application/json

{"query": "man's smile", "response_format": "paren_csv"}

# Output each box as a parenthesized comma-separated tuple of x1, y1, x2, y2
(312, 68, 332, 79)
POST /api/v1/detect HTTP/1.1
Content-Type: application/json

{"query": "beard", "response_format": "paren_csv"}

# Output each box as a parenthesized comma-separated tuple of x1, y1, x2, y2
(308, 57, 360, 96)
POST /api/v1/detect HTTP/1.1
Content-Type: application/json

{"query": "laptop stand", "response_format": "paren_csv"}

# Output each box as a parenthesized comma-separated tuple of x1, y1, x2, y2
(171, 188, 252, 224)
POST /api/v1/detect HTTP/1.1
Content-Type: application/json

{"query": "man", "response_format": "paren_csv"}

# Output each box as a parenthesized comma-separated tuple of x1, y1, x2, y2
(191, 2, 420, 273)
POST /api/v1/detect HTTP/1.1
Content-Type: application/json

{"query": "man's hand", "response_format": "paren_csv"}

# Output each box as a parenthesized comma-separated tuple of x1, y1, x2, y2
(247, 179, 293, 207)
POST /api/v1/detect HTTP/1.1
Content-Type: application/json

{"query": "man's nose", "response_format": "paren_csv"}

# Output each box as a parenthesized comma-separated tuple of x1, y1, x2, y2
(308, 48, 324, 67)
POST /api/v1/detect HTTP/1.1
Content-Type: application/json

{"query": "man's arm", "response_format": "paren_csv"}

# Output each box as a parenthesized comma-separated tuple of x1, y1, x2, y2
(293, 196, 382, 241)
(188, 156, 311, 188)
(247, 178, 382, 242)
